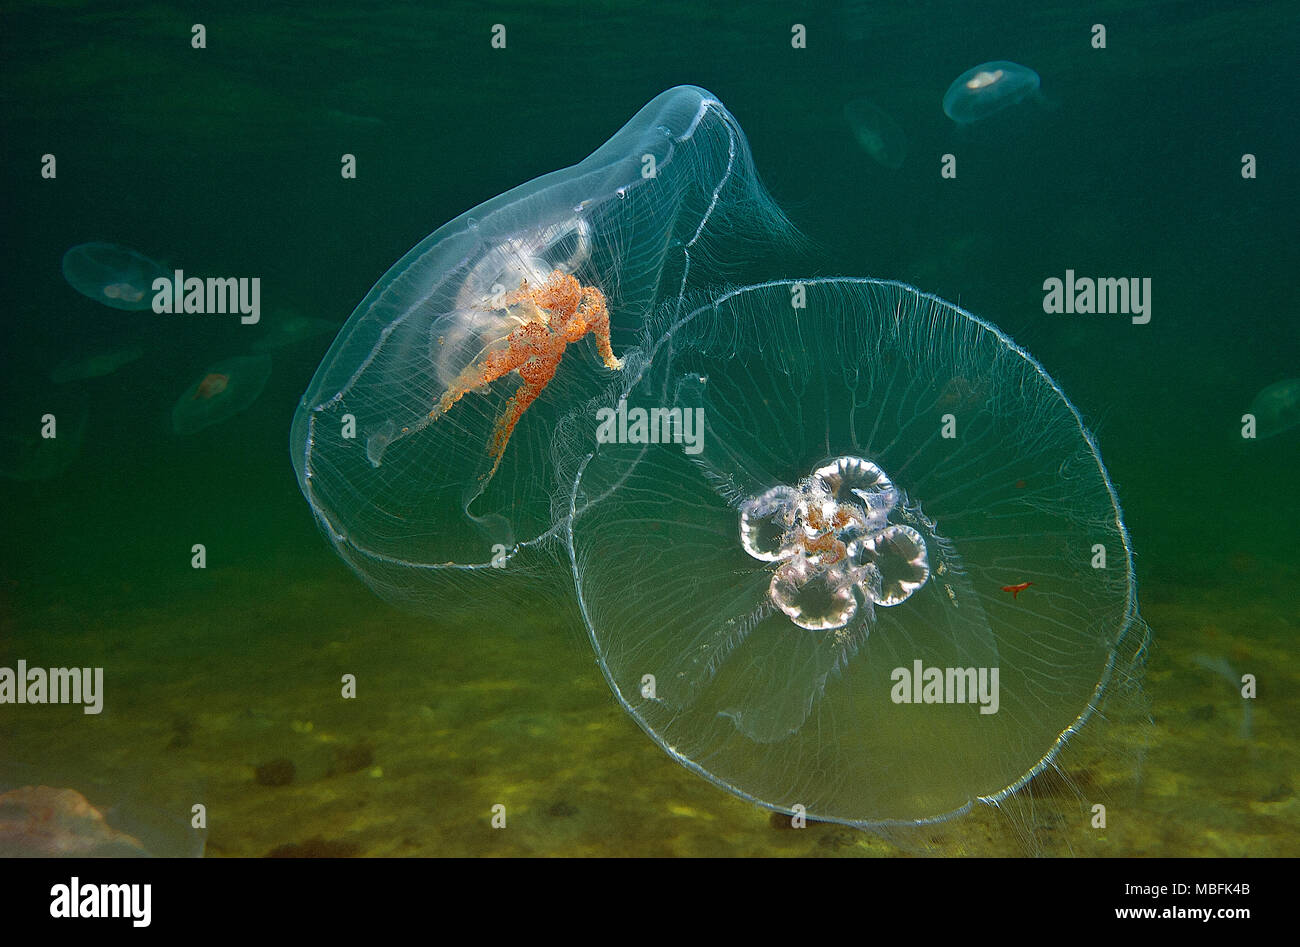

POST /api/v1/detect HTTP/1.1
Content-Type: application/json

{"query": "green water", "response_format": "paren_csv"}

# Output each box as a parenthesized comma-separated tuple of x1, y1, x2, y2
(1, 0, 1296, 856)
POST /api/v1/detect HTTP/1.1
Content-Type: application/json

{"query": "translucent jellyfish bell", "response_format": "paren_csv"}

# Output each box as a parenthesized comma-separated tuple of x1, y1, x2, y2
(291, 86, 798, 611)
(1245, 377, 1300, 439)
(172, 354, 272, 435)
(567, 278, 1146, 829)
(843, 99, 907, 169)
(49, 343, 145, 384)
(250, 311, 341, 353)
(61, 243, 168, 311)
(942, 61, 1041, 124)
(0, 402, 87, 482)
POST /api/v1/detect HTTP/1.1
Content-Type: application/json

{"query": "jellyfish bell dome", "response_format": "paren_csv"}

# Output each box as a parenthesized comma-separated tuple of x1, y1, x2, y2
(942, 60, 1041, 124)
(171, 354, 271, 435)
(291, 85, 799, 612)
(61, 243, 169, 311)
(49, 343, 145, 384)
(250, 310, 341, 353)
(566, 278, 1147, 830)
(1245, 377, 1300, 439)
(0, 399, 88, 482)
(843, 99, 907, 169)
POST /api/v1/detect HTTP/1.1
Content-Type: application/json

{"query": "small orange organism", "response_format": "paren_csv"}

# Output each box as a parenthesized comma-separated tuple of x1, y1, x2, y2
(192, 372, 229, 400)
(430, 270, 622, 480)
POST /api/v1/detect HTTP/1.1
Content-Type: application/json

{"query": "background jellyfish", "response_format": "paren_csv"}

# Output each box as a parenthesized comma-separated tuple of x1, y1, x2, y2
(251, 310, 341, 353)
(844, 99, 907, 169)
(566, 278, 1147, 830)
(942, 61, 1041, 124)
(0, 405, 87, 481)
(61, 242, 169, 311)
(1245, 377, 1299, 439)
(291, 85, 800, 612)
(49, 343, 145, 384)
(172, 354, 272, 435)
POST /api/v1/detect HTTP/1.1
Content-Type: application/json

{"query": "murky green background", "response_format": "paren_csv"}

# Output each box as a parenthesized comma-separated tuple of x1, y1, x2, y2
(1, 0, 1295, 856)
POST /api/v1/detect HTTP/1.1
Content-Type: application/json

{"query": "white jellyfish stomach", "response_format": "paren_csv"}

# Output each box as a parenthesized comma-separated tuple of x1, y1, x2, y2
(433, 213, 594, 392)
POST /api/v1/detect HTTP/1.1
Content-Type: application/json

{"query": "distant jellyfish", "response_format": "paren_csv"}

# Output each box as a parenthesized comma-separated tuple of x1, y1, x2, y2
(171, 354, 271, 435)
(250, 311, 341, 353)
(844, 99, 907, 169)
(942, 61, 1041, 124)
(1245, 378, 1300, 439)
(1193, 655, 1253, 740)
(49, 343, 145, 384)
(0, 405, 87, 481)
(61, 243, 169, 311)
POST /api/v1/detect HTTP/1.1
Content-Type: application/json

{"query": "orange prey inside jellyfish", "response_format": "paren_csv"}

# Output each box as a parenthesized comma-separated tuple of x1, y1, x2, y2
(426, 270, 622, 481)
(192, 372, 230, 400)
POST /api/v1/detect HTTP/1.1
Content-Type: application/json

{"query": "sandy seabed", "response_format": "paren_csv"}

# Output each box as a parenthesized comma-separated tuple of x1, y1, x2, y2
(3, 557, 1295, 859)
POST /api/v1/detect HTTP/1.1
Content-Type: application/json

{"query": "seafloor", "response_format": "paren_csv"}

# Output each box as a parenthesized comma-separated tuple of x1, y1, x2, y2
(3, 549, 1294, 858)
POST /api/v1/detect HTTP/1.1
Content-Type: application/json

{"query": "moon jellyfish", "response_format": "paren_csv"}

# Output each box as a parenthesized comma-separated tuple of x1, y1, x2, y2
(1245, 377, 1300, 439)
(566, 278, 1147, 832)
(942, 61, 1041, 124)
(291, 85, 798, 611)
(171, 354, 271, 435)
(49, 343, 145, 384)
(0, 406, 87, 481)
(61, 243, 168, 311)
(844, 99, 907, 169)
(251, 311, 341, 353)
